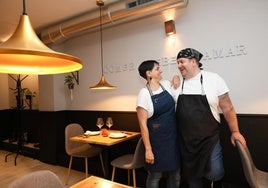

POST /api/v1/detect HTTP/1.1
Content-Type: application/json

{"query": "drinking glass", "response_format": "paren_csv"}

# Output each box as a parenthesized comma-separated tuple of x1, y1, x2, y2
(96, 118, 104, 130)
(106, 117, 113, 130)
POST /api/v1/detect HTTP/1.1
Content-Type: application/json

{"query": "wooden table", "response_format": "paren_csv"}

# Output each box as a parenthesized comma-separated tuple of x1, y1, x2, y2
(70, 175, 132, 188)
(70, 130, 141, 178)
(70, 130, 140, 146)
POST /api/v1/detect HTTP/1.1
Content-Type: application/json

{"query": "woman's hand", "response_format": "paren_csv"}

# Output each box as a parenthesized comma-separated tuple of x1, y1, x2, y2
(171, 75, 180, 89)
(145, 149, 154, 164)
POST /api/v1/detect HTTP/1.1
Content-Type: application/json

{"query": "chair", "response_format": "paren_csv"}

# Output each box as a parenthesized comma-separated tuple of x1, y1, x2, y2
(65, 123, 105, 184)
(111, 137, 145, 188)
(235, 140, 268, 188)
(8, 170, 64, 188)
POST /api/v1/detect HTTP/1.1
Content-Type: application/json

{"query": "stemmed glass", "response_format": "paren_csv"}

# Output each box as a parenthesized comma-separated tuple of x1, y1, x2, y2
(96, 118, 104, 130)
(106, 117, 113, 130)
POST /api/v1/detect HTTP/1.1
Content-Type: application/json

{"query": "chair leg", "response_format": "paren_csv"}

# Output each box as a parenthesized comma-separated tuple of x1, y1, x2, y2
(127, 169, 130, 185)
(66, 156, 73, 185)
(99, 154, 106, 177)
(85, 157, 88, 178)
(111, 166, 116, 181)
(132, 169, 136, 188)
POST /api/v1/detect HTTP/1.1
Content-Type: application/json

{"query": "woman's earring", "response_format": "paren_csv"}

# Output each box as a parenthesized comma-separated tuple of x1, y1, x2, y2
(149, 77, 152, 80)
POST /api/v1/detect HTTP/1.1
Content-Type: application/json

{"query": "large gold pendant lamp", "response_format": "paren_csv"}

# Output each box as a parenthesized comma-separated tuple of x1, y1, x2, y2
(0, 0, 82, 75)
(90, 0, 116, 90)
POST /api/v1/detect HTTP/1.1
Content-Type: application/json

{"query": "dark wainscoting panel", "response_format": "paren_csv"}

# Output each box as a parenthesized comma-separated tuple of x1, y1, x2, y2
(64, 110, 140, 132)
(220, 114, 268, 187)
(39, 111, 67, 164)
(0, 109, 41, 143)
(0, 109, 13, 141)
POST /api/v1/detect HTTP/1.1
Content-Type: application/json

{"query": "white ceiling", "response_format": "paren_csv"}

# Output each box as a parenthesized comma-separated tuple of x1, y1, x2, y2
(0, 0, 119, 43)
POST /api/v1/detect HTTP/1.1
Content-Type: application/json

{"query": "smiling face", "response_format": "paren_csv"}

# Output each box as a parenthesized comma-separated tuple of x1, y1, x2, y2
(177, 57, 200, 79)
(146, 63, 162, 82)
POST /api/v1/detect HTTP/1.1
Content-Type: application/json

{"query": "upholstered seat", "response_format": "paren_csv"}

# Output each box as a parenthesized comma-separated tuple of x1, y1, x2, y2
(236, 140, 268, 188)
(111, 138, 145, 188)
(65, 123, 105, 184)
(8, 170, 64, 188)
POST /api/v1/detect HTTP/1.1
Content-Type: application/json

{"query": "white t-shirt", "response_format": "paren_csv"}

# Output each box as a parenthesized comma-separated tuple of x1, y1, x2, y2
(175, 70, 229, 122)
(136, 80, 177, 118)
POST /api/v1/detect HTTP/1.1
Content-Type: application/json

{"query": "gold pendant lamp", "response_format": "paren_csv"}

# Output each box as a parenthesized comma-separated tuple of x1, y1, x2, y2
(90, 0, 116, 90)
(0, 0, 82, 75)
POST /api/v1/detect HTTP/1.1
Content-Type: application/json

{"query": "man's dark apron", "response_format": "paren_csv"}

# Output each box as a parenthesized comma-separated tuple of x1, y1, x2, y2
(176, 75, 219, 178)
(145, 83, 179, 172)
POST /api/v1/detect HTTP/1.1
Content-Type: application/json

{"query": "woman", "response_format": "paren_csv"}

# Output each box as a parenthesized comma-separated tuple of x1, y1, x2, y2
(136, 60, 180, 188)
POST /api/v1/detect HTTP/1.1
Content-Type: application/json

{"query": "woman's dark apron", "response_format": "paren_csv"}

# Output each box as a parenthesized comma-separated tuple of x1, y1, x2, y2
(145, 83, 179, 172)
(176, 75, 219, 178)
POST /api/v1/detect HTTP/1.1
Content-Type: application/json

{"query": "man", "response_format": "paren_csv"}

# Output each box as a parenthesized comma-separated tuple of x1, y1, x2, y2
(175, 48, 246, 188)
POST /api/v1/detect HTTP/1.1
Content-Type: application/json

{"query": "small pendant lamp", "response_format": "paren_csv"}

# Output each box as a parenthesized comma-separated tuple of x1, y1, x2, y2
(90, 0, 116, 90)
(0, 0, 82, 75)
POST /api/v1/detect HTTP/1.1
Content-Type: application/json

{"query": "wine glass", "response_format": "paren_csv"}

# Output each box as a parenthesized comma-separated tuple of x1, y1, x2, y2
(96, 118, 104, 130)
(106, 117, 113, 130)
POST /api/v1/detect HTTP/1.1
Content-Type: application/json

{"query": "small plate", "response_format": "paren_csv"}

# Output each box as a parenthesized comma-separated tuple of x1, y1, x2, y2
(109, 132, 126, 139)
(84, 131, 100, 136)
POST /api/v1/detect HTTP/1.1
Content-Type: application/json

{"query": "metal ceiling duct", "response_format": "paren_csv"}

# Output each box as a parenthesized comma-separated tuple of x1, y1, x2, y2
(39, 0, 188, 44)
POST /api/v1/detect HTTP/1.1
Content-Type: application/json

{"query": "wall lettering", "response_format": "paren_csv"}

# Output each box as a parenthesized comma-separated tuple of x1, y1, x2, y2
(104, 63, 136, 74)
(157, 57, 177, 67)
(104, 45, 247, 74)
(202, 45, 247, 61)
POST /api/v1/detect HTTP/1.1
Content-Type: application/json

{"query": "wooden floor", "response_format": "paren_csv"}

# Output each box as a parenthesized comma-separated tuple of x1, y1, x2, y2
(0, 150, 250, 188)
(0, 150, 85, 188)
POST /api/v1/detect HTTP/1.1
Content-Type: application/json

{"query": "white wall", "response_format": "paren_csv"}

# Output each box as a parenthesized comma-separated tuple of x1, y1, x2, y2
(39, 75, 57, 111)
(54, 0, 268, 114)
(0, 74, 9, 109)
(177, 0, 268, 114)
(60, 3, 184, 111)
(36, 0, 268, 114)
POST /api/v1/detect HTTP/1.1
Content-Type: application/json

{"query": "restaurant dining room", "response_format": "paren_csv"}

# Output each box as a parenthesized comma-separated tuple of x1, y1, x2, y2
(1, 0, 268, 187)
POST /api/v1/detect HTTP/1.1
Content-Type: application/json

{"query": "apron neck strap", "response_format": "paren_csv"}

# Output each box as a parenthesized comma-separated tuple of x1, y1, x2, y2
(181, 74, 205, 95)
(146, 83, 165, 96)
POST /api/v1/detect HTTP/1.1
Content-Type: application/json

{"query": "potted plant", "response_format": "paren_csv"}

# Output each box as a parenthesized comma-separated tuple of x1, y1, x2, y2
(64, 74, 76, 100)
(64, 74, 75, 90)
(25, 88, 36, 99)
(25, 88, 36, 110)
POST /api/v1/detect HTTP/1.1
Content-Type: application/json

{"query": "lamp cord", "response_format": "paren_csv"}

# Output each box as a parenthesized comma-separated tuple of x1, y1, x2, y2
(99, 3, 104, 76)
(22, 0, 27, 15)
